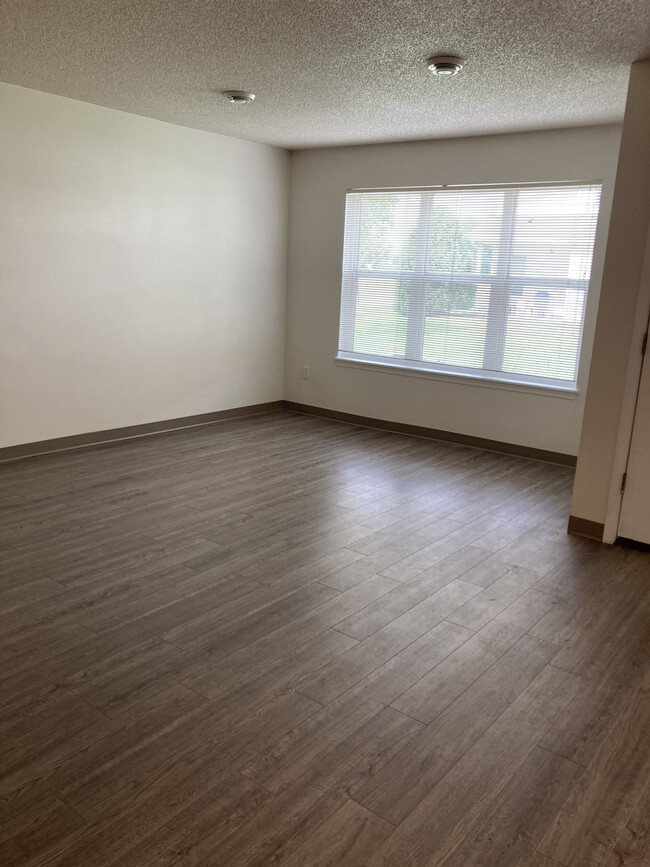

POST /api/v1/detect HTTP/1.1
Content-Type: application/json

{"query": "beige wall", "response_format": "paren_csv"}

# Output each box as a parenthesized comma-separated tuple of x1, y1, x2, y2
(0, 83, 289, 448)
(571, 60, 650, 533)
(284, 126, 621, 457)
(0, 79, 633, 473)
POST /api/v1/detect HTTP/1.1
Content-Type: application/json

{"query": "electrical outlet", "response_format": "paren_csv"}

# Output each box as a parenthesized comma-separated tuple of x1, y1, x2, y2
(302, 365, 310, 380)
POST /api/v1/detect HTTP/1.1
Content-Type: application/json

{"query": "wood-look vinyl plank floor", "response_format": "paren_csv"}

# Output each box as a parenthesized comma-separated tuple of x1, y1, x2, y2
(0, 411, 648, 866)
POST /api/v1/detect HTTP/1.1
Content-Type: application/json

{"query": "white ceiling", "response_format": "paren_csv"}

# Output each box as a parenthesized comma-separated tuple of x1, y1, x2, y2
(1, 0, 649, 149)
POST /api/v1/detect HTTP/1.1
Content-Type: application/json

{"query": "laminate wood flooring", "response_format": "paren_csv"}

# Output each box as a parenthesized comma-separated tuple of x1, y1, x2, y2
(1, 411, 649, 866)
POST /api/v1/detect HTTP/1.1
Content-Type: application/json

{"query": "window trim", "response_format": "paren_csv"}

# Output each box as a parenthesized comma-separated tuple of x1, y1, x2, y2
(335, 354, 579, 398)
(337, 180, 601, 394)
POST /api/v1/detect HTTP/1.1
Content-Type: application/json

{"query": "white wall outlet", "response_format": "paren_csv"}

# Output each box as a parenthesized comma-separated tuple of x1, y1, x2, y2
(302, 365, 310, 379)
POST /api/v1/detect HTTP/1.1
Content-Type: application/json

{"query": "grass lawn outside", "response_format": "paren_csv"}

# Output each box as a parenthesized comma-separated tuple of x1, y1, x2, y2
(352, 310, 579, 380)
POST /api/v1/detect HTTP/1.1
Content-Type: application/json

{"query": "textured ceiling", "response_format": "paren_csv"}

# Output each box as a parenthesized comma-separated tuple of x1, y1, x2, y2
(1, 0, 649, 149)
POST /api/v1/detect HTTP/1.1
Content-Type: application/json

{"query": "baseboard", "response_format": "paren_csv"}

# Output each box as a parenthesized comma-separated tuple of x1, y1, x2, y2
(0, 401, 283, 463)
(281, 401, 577, 467)
(0, 398, 579, 468)
(567, 514, 605, 542)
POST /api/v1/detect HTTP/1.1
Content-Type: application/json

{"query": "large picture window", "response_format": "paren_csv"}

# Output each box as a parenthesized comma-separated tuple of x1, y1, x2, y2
(337, 182, 602, 391)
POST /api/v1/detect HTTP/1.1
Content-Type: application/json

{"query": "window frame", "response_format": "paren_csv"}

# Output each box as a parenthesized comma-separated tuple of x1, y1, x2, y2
(337, 181, 602, 394)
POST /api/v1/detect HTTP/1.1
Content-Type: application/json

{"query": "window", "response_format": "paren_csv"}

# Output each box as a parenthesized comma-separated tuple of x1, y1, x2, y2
(337, 182, 602, 391)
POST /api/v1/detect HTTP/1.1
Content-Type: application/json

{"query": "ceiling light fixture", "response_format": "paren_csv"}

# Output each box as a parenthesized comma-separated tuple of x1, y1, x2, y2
(223, 90, 256, 105)
(426, 55, 465, 76)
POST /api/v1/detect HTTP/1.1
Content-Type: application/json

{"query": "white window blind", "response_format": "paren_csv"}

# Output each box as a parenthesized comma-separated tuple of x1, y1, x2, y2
(338, 182, 602, 391)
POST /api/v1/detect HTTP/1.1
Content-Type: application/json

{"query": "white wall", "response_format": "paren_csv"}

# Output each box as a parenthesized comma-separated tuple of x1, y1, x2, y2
(571, 60, 650, 532)
(0, 83, 289, 448)
(285, 126, 621, 456)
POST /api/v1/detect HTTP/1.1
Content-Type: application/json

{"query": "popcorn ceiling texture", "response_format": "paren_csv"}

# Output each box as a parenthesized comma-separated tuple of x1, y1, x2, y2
(0, 0, 648, 148)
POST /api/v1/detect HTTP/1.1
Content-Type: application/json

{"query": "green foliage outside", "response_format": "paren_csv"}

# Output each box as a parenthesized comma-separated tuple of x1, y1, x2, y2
(396, 207, 480, 315)
(355, 195, 482, 316)
(357, 194, 398, 270)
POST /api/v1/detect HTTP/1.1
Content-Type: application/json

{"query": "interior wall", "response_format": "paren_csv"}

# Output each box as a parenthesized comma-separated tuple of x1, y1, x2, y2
(570, 59, 650, 534)
(284, 126, 621, 456)
(0, 83, 289, 448)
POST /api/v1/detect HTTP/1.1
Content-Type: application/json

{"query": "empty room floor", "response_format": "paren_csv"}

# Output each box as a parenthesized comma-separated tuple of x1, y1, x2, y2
(1, 411, 649, 867)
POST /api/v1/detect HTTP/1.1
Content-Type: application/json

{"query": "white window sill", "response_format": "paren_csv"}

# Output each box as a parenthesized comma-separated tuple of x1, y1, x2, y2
(335, 356, 579, 399)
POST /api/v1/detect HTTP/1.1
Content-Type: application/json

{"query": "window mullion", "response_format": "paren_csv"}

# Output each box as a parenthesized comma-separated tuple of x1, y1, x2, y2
(483, 190, 518, 372)
(339, 196, 362, 352)
(404, 194, 433, 361)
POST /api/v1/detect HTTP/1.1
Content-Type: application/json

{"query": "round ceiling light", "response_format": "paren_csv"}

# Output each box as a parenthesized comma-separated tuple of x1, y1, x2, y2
(223, 90, 256, 105)
(426, 55, 465, 76)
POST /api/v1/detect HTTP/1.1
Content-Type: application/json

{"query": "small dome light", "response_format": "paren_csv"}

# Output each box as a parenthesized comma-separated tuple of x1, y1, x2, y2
(223, 91, 256, 105)
(426, 55, 465, 76)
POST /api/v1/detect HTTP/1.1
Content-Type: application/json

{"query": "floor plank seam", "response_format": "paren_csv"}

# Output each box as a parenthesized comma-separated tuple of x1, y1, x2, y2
(347, 794, 398, 828)
(532, 847, 568, 866)
(291, 687, 326, 706)
(525, 629, 568, 649)
(535, 742, 588, 771)
(54, 792, 92, 826)
(175, 680, 212, 702)
(69, 690, 116, 721)
(385, 703, 428, 725)
(546, 659, 592, 682)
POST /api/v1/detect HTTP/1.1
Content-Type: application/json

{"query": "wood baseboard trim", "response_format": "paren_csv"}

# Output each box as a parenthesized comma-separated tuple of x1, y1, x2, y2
(567, 515, 605, 542)
(281, 401, 577, 467)
(1, 398, 579, 468)
(0, 401, 284, 463)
